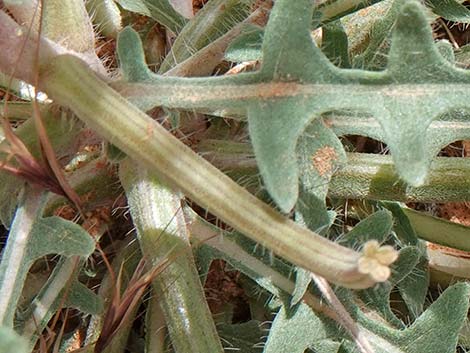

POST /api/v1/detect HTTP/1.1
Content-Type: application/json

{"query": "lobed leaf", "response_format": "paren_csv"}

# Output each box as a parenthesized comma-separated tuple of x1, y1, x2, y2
(114, 0, 470, 212)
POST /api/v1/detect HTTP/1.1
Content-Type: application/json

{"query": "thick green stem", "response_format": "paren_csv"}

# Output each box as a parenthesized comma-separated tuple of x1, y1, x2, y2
(120, 159, 223, 353)
(40, 54, 383, 289)
(199, 140, 470, 202)
(145, 296, 167, 353)
(329, 153, 470, 202)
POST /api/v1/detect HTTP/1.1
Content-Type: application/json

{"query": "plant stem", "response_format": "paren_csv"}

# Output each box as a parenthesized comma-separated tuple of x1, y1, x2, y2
(84, 240, 140, 352)
(120, 159, 224, 353)
(317, 0, 385, 23)
(21, 256, 80, 349)
(329, 153, 470, 202)
(40, 54, 382, 289)
(186, 210, 336, 318)
(145, 296, 167, 353)
(0, 187, 46, 327)
(187, 211, 396, 352)
(198, 140, 470, 202)
(402, 207, 470, 251)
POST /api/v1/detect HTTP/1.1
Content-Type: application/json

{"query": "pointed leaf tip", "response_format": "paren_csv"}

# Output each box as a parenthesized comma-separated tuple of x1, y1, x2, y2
(395, 158, 429, 187)
(402, 282, 470, 353)
(389, 0, 453, 81)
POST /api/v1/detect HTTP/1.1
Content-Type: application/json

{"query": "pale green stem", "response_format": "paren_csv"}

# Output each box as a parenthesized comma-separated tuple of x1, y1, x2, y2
(158, 0, 251, 73)
(40, 54, 381, 289)
(199, 141, 470, 203)
(85, 0, 122, 38)
(145, 295, 167, 353)
(329, 153, 470, 202)
(402, 207, 470, 252)
(165, 8, 265, 77)
(0, 10, 105, 84)
(0, 187, 46, 327)
(41, 0, 96, 53)
(317, 0, 385, 22)
(120, 159, 224, 353)
(187, 211, 397, 353)
(21, 256, 80, 349)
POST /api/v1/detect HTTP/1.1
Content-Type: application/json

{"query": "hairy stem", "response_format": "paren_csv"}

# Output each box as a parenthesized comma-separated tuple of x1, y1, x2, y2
(0, 187, 46, 327)
(120, 159, 224, 353)
(40, 54, 384, 289)
(199, 140, 470, 202)
(329, 153, 470, 202)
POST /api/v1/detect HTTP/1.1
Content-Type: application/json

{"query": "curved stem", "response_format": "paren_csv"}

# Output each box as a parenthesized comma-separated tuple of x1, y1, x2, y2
(39, 54, 385, 289)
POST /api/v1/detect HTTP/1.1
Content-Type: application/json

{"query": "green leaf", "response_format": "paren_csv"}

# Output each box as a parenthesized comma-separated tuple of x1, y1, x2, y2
(311, 340, 342, 353)
(115, 0, 187, 33)
(27, 216, 95, 259)
(396, 257, 428, 319)
(357, 246, 420, 328)
(158, 0, 252, 72)
(343, 0, 392, 60)
(426, 0, 470, 23)
(224, 25, 263, 62)
(117, 27, 153, 82)
(0, 190, 94, 327)
(397, 282, 470, 353)
(247, 99, 315, 211)
(296, 119, 346, 231)
(381, 202, 429, 318)
(291, 120, 346, 304)
(437, 40, 456, 64)
(66, 280, 103, 315)
(291, 268, 311, 307)
(264, 302, 337, 353)
(381, 202, 419, 246)
(342, 282, 470, 353)
(218, 321, 264, 352)
(322, 20, 350, 68)
(114, 0, 470, 211)
(338, 210, 393, 247)
(351, 0, 401, 70)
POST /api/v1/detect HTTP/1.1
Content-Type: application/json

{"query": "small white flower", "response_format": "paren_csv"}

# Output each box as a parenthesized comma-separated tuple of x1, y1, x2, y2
(357, 240, 398, 282)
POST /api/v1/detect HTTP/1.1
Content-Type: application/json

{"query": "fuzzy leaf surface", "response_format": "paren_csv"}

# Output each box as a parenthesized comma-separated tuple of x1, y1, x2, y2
(114, 0, 470, 212)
